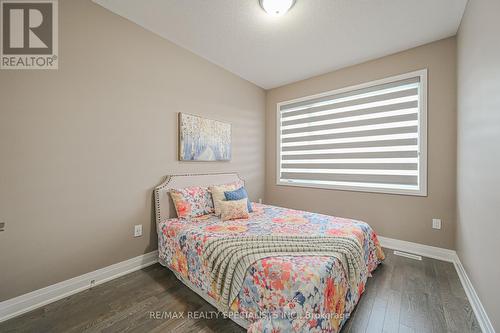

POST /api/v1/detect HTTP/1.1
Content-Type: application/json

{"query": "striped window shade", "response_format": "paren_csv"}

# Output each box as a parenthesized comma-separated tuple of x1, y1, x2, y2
(277, 70, 427, 196)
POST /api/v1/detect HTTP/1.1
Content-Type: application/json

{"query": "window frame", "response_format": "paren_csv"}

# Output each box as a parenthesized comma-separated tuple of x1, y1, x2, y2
(276, 69, 428, 196)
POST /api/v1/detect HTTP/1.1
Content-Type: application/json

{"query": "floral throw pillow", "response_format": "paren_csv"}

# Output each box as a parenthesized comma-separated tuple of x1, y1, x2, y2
(209, 180, 244, 216)
(219, 198, 249, 221)
(224, 186, 253, 212)
(170, 186, 214, 218)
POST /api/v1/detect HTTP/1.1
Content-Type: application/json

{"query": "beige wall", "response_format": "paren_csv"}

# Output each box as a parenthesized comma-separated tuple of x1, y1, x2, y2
(0, 0, 265, 301)
(266, 38, 457, 249)
(4, 1, 494, 317)
(456, 0, 500, 330)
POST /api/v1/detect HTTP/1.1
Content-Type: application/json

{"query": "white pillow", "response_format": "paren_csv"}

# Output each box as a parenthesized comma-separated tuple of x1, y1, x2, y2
(209, 180, 243, 216)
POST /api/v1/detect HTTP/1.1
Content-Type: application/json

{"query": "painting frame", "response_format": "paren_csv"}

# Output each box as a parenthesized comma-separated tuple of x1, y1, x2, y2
(178, 113, 232, 162)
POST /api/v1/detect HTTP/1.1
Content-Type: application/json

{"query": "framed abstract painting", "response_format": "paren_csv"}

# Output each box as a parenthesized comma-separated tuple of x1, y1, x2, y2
(178, 113, 231, 161)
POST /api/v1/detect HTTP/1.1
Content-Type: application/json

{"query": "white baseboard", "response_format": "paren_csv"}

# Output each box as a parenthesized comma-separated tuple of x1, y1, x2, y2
(0, 251, 158, 323)
(379, 236, 495, 333)
(378, 236, 457, 262)
(453, 257, 496, 333)
(1, 239, 495, 333)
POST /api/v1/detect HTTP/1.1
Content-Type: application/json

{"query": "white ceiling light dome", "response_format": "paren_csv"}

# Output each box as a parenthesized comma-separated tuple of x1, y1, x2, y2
(259, 0, 296, 17)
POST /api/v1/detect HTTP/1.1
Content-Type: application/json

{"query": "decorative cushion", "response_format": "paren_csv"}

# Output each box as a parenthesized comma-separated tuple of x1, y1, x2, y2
(219, 198, 250, 221)
(208, 180, 244, 216)
(169, 186, 214, 218)
(224, 187, 253, 212)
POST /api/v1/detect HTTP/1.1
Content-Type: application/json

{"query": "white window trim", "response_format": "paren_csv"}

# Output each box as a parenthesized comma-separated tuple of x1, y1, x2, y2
(276, 69, 428, 196)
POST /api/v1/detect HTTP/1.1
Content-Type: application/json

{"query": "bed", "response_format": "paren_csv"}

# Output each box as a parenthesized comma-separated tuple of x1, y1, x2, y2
(154, 173, 385, 332)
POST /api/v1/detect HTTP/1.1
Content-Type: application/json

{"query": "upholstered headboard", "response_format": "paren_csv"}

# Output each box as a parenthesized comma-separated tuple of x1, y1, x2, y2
(154, 172, 243, 226)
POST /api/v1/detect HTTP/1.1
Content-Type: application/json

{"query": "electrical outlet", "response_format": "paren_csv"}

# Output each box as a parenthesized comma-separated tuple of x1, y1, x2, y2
(134, 224, 143, 237)
(432, 219, 442, 230)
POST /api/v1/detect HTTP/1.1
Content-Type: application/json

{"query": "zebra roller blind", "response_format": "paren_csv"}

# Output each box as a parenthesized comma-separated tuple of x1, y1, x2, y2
(277, 70, 427, 196)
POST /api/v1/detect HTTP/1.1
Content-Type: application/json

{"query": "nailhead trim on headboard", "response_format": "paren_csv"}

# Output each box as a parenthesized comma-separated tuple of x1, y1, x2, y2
(154, 172, 244, 229)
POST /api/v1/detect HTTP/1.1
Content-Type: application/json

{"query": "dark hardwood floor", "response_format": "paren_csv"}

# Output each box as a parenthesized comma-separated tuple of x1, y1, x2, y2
(0, 249, 481, 333)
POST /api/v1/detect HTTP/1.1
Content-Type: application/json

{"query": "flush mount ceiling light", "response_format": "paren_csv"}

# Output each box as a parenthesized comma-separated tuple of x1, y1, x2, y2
(259, 0, 296, 17)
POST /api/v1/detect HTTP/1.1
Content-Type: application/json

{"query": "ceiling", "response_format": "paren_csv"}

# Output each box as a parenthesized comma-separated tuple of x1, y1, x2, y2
(93, 0, 467, 89)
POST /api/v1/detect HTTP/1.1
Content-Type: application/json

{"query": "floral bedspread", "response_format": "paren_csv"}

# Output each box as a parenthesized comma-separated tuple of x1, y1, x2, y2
(157, 203, 385, 332)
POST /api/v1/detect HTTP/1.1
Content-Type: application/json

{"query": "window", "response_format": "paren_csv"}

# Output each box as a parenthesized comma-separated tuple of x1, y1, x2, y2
(277, 70, 427, 196)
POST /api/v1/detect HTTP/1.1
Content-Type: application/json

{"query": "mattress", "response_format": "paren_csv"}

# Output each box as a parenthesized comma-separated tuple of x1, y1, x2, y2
(157, 203, 385, 332)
